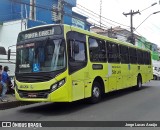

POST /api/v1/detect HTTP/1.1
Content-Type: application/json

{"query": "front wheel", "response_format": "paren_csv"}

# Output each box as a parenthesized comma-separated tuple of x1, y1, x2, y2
(89, 82, 102, 104)
(135, 76, 142, 90)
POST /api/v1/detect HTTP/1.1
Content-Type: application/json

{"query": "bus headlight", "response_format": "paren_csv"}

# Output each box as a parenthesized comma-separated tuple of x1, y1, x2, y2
(50, 78, 66, 92)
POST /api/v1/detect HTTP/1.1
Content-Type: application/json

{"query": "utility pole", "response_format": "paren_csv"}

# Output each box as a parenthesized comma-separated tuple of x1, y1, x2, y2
(123, 10, 140, 45)
(57, 0, 64, 24)
(100, 0, 102, 27)
(30, 0, 36, 20)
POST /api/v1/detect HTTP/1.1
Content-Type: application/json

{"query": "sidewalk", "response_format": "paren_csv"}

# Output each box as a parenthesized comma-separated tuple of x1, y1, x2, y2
(0, 94, 34, 110)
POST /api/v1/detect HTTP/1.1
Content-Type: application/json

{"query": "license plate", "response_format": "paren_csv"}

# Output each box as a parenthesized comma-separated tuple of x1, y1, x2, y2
(28, 93, 37, 98)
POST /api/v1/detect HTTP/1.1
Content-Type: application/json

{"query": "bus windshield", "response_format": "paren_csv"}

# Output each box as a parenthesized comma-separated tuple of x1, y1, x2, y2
(16, 38, 66, 73)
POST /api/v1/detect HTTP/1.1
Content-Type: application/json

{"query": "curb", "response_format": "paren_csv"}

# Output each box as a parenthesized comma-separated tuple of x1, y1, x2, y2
(0, 101, 35, 110)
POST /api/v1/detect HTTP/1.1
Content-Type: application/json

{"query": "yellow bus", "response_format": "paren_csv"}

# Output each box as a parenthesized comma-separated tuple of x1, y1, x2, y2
(12, 24, 153, 103)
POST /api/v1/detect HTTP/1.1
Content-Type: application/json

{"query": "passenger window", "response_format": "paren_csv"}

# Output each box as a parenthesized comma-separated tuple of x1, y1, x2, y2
(107, 42, 120, 63)
(67, 31, 87, 74)
(129, 48, 137, 64)
(89, 37, 106, 62)
(69, 40, 86, 62)
(120, 45, 129, 64)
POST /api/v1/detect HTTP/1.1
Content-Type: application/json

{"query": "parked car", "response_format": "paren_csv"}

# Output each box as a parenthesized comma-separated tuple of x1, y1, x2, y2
(153, 67, 160, 80)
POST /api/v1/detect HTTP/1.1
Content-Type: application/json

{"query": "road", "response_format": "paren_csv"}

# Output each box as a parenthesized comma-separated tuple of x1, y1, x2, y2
(0, 80, 160, 130)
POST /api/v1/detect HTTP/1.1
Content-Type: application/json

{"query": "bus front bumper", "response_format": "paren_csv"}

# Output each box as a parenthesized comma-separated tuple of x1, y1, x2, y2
(15, 86, 70, 102)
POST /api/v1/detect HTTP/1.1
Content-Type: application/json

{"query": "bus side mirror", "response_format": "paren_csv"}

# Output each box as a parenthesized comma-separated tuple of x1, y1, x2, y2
(8, 49, 11, 60)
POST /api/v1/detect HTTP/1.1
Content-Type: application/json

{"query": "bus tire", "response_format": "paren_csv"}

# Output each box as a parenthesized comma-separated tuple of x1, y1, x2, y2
(135, 76, 142, 90)
(89, 81, 102, 104)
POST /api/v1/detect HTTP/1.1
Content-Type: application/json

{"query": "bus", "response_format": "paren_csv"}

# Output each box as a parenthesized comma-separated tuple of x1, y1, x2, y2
(10, 24, 153, 103)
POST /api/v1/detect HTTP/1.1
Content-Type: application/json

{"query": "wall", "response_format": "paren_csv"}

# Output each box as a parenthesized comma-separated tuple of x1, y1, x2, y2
(0, 20, 26, 50)
(0, 0, 91, 30)
(0, 0, 27, 22)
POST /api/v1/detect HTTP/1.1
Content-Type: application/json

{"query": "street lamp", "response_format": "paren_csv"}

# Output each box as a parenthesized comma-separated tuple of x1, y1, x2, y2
(140, 2, 157, 13)
(123, 2, 157, 45)
(135, 11, 160, 30)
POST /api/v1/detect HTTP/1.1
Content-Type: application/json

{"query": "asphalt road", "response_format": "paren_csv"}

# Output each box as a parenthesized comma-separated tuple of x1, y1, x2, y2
(0, 80, 160, 130)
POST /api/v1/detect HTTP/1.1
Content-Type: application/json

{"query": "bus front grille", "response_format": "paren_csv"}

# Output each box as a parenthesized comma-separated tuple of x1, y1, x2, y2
(18, 90, 50, 98)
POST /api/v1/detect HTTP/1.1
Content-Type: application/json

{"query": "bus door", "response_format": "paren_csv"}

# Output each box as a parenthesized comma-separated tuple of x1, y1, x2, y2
(119, 45, 130, 88)
(116, 64, 124, 90)
(108, 64, 118, 91)
(107, 42, 120, 91)
(67, 32, 88, 101)
(129, 48, 138, 86)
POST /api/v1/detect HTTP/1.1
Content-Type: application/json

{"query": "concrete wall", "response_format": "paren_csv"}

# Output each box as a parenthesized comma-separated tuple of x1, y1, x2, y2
(0, 20, 26, 50)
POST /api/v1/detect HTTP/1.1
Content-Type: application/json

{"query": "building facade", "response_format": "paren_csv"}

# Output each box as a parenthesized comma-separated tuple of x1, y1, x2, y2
(0, 0, 91, 49)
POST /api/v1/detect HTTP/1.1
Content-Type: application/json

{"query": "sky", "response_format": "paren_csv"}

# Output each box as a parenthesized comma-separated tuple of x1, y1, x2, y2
(75, 0, 160, 47)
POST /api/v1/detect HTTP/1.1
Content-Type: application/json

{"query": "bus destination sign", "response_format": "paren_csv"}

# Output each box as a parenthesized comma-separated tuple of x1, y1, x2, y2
(24, 29, 54, 40)
(18, 26, 62, 42)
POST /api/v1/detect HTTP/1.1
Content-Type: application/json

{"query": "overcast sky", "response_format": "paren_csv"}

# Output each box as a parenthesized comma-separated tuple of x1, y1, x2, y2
(76, 0, 160, 47)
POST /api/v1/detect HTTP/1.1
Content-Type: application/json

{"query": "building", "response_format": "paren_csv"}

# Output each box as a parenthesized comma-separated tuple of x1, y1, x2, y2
(0, 0, 91, 49)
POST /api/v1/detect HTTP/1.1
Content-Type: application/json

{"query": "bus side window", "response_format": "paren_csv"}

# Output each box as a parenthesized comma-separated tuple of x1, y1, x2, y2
(67, 31, 87, 74)
(89, 37, 106, 62)
(69, 40, 86, 62)
(67, 39, 87, 74)
(148, 52, 151, 65)
(137, 50, 144, 64)
(119, 45, 129, 64)
(107, 42, 119, 63)
(129, 48, 137, 64)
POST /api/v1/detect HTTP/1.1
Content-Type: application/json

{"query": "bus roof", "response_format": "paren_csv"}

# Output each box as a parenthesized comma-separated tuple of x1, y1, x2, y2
(66, 25, 150, 52)
(20, 24, 150, 52)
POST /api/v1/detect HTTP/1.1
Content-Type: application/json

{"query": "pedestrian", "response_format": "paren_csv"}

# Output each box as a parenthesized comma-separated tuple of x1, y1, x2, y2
(0, 65, 2, 80)
(0, 66, 11, 102)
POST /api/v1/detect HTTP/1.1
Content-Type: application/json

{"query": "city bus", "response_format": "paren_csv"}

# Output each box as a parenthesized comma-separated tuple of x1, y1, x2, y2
(11, 24, 153, 103)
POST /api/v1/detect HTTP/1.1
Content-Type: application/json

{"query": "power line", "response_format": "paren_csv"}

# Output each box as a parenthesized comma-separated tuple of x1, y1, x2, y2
(76, 3, 130, 28)
(10, 0, 129, 29)
(100, 0, 102, 27)
(73, 8, 117, 27)
(66, 10, 109, 29)
(69, 0, 130, 27)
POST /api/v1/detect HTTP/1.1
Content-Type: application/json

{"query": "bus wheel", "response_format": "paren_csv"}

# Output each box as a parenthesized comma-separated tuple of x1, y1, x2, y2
(135, 76, 142, 90)
(89, 82, 101, 104)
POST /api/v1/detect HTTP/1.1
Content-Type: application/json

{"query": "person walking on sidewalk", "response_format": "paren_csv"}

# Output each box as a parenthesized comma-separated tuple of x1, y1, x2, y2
(0, 65, 2, 80)
(0, 66, 11, 102)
